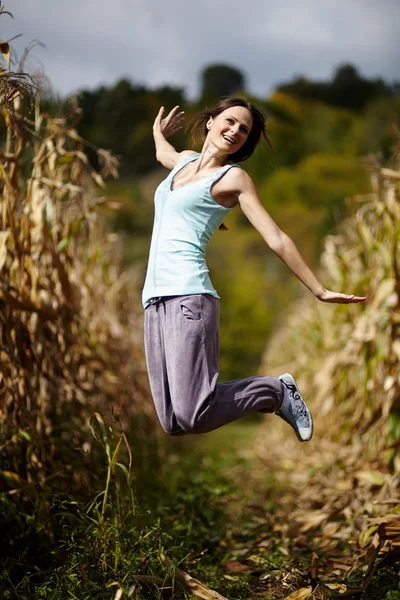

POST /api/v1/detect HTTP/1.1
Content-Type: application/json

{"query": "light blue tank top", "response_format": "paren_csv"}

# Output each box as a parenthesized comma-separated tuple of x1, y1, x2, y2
(142, 153, 240, 308)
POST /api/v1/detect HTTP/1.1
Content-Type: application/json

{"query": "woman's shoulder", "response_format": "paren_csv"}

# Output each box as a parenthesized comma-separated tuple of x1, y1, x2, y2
(179, 150, 198, 159)
(179, 150, 199, 158)
(224, 164, 253, 190)
(170, 150, 199, 170)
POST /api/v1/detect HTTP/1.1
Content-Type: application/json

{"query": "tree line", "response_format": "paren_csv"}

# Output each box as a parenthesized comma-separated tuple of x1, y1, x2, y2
(75, 62, 399, 177)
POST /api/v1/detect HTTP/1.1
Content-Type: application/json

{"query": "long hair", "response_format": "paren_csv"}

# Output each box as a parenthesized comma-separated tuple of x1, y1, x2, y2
(187, 97, 276, 230)
(187, 96, 276, 164)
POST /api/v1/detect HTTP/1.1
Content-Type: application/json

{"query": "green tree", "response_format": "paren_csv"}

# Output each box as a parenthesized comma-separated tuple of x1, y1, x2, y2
(277, 63, 392, 111)
(363, 96, 400, 159)
(330, 63, 389, 110)
(200, 63, 245, 103)
(77, 79, 186, 175)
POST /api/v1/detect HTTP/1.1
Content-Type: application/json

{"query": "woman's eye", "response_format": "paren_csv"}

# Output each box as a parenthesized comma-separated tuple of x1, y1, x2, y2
(226, 118, 233, 124)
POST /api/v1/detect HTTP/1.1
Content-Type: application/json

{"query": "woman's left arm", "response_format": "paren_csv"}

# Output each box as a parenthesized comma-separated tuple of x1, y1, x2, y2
(233, 170, 366, 304)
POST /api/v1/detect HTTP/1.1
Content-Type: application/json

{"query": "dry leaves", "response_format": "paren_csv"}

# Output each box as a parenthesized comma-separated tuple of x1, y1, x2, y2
(161, 555, 230, 600)
(253, 140, 400, 591)
(0, 79, 153, 494)
(282, 588, 312, 600)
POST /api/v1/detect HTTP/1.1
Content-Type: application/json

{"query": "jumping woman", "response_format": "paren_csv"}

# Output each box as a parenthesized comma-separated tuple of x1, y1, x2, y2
(142, 97, 366, 441)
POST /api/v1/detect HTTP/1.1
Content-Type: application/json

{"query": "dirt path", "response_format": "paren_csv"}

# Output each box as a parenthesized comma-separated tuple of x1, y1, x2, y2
(189, 415, 400, 600)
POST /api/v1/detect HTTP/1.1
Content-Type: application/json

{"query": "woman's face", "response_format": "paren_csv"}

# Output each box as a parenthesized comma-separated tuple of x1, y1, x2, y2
(207, 106, 253, 154)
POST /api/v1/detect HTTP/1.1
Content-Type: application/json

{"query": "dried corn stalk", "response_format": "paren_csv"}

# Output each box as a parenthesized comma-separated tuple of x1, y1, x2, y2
(261, 152, 400, 456)
(0, 61, 153, 496)
(255, 142, 400, 584)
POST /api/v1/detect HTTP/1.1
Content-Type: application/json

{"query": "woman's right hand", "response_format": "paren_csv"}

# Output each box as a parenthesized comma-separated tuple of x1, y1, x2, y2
(153, 106, 185, 139)
(316, 288, 367, 304)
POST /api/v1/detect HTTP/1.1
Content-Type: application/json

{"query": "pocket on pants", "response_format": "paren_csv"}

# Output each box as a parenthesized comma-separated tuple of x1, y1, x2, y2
(179, 295, 202, 321)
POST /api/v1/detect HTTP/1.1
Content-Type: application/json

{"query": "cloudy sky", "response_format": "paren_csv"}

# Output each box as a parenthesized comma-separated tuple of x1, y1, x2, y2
(4, 0, 400, 100)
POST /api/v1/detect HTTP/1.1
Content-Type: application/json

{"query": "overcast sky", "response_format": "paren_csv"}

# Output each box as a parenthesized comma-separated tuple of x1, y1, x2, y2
(4, 0, 400, 100)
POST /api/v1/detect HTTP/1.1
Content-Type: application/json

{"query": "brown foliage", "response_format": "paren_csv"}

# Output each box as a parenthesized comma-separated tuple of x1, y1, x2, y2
(254, 143, 400, 591)
(0, 92, 153, 498)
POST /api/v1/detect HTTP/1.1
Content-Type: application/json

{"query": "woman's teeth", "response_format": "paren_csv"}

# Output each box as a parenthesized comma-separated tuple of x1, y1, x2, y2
(223, 135, 235, 145)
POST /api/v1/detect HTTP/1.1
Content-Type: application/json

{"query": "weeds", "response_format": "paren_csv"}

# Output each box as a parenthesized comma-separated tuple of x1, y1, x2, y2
(0, 413, 250, 599)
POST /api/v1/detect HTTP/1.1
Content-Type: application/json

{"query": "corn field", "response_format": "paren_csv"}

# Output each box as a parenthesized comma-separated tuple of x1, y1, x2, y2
(256, 141, 400, 591)
(3, 17, 400, 597)
(0, 54, 154, 501)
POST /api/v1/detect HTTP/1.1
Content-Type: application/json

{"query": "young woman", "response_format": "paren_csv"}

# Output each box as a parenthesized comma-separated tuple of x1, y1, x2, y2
(142, 97, 366, 441)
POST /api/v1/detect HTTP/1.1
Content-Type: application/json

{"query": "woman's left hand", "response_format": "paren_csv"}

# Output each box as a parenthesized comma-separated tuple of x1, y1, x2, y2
(316, 288, 367, 304)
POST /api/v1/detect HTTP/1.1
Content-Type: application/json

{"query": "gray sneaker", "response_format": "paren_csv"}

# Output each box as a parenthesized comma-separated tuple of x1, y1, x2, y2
(277, 373, 313, 442)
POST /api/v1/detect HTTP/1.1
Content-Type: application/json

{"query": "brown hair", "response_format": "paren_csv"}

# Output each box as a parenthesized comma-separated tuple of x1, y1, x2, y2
(187, 96, 276, 164)
(187, 97, 276, 230)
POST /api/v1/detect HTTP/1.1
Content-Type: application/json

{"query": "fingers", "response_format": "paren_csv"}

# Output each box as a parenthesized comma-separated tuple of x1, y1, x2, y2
(153, 106, 165, 127)
(167, 125, 183, 135)
(164, 106, 185, 123)
(340, 294, 367, 303)
(166, 113, 185, 128)
(168, 106, 185, 119)
(319, 290, 367, 304)
(347, 295, 367, 303)
(154, 105, 185, 137)
(168, 105, 181, 118)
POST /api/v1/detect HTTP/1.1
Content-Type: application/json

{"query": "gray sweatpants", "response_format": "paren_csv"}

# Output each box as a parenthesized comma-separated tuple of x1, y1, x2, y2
(144, 294, 284, 435)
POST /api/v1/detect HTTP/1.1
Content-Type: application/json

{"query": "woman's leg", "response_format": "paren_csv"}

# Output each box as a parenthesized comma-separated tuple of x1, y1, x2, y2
(144, 302, 186, 435)
(161, 294, 284, 434)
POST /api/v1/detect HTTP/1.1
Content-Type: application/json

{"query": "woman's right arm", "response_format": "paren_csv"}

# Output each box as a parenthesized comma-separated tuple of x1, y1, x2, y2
(153, 106, 195, 170)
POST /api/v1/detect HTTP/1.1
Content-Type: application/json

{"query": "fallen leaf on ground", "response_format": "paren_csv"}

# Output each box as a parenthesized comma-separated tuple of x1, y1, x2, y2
(161, 554, 229, 600)
(326, 583, 347, 593)
(282, 587, 313, 600)
(225, 560, 250, 573)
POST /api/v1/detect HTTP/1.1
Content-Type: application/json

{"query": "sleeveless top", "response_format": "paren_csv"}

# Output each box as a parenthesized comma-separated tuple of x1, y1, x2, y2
(142, 153, 240, 308)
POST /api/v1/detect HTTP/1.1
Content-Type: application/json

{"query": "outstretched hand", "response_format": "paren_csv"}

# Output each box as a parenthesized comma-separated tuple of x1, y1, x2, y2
(153, 105, 185, 139)
(317, 289, 367, 304)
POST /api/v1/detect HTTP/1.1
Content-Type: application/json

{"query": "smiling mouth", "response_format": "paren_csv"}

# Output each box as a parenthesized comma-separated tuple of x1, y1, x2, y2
(222, 135, 236, 145)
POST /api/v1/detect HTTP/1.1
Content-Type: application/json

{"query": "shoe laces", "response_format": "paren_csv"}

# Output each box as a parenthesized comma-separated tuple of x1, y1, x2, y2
(282, 380, 310, 425)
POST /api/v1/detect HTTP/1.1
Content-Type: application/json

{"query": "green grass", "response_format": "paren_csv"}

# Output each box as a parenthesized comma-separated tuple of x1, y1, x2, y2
(0, 417, 260, 599)
(2, 415, 399, 599)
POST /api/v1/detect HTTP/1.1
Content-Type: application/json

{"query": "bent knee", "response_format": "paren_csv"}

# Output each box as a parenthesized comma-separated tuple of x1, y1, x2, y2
(175, 414, 207, 435)
(166, 429, 187, 437)
(161, 424, 187, 437)
(157, 418, 187, 436)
